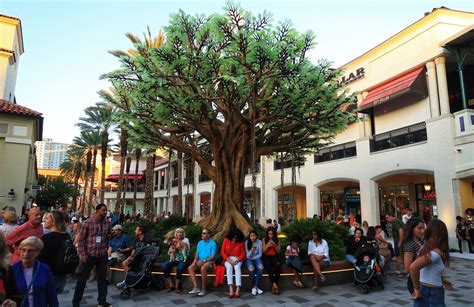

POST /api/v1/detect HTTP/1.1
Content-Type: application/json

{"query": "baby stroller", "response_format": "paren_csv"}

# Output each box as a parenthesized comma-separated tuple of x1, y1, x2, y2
(353, 241, 384, 294)
(119, 245, 163, 299)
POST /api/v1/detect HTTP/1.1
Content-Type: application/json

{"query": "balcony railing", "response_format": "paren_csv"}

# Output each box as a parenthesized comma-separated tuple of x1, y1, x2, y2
(314, 141, 357, 163)
(105, 186, 144, 192)
(199, 174, 211, 182)
(370, 122, 427, 152)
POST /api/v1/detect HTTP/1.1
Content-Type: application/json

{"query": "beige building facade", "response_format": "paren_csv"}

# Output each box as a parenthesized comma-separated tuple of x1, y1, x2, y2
(0, 14, 43, 213)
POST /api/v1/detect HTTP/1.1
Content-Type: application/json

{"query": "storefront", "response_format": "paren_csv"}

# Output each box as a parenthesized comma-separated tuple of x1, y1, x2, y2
(379, 185, 411, 220)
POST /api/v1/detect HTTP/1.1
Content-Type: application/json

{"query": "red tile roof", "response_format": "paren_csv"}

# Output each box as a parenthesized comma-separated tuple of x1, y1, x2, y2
(0, 99, 42, 117)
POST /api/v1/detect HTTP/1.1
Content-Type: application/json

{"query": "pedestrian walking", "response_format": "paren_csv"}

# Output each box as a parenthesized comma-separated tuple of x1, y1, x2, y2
(72, 204, 112, 307)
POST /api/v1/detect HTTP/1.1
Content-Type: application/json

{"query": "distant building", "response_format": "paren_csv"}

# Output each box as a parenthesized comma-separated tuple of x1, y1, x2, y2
(0, 14, 43, 213)
(36, 138, 70, 170)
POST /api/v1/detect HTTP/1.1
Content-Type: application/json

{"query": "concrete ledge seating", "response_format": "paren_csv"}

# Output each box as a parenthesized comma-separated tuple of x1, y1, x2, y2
(110, 260, 354, 292)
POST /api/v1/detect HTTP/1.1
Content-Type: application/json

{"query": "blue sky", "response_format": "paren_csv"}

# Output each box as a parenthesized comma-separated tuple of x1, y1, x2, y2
(1, 0, 473, 143)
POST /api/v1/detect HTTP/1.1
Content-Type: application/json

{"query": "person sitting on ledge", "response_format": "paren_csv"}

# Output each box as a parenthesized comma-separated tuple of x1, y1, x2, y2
(345, 227, 367, 265)
(308, 229, 330, 291)
(221, 228, 245, 299)
(188, 228, 217, 297)
(163, 227, 191, 293)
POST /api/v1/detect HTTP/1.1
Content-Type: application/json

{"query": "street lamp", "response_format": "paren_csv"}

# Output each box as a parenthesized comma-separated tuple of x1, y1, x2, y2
(423, 174, 432, 192)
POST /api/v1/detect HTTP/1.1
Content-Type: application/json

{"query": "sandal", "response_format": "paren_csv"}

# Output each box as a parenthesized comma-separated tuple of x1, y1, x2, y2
(166, 286, 175, 293)
(312, 285, 319, 291)
(297, 281, 304, 288)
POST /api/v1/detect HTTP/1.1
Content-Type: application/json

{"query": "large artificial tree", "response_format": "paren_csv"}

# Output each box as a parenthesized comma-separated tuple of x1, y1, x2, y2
(103, 4, 356, 238)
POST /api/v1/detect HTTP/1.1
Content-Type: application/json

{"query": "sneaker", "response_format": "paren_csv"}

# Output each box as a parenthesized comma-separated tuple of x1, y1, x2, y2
(257, 288, 263, 295)
(189, 288, 200, 294)
(98, 302, 112, 307)
(116, 281, 125, 289)
(251, 287, 257, 296)
(320, 274, 326, 283)
(197, 290, 207, 297)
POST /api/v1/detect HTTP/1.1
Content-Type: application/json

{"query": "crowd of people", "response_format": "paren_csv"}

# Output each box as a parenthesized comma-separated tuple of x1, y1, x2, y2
(0, 205, 470, 306)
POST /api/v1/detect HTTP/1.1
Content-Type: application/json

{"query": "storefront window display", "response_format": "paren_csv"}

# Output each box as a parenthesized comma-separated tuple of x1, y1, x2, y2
(278, 194, 296, 226)
(320, 191, 344, 222)
(379, 185, 410, 219)
(415, 183, 436, 224)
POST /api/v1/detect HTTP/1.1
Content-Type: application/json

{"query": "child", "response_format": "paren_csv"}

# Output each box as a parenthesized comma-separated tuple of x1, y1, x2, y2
(456, 216, 473, 253)
(356, 255, 375, 274)
(285, 235, 303, 288)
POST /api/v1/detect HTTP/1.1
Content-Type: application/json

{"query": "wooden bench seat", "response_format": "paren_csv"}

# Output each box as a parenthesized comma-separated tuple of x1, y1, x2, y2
(109, 260, 354, 291)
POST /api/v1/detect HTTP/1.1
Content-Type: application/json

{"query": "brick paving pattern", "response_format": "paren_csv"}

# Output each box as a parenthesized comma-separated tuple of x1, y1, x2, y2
(58, 257, 474, 306)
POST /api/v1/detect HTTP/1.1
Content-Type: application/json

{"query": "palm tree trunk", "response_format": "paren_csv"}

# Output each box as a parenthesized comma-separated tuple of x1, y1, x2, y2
(115, 128, 128, 213)
(123, 156, 132, 214)
(166, 149, 172, 214)
(177, 151, 183, 216)
(81, 150, 92, 216)
(100, 131, 108, 204)
(132, 148, 141, 215)
(73, 177, 79, 211)
(144, 154, 155, 220)
(88, 148, 98, 215)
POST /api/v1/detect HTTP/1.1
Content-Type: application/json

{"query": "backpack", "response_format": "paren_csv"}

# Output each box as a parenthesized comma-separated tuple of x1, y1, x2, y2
(59, 238, 80, 274)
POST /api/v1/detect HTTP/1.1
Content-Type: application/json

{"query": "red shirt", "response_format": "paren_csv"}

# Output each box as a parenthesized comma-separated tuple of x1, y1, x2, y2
(77, 216, 112, 258)
(220, 238, 245, 261)
(6, 221, 44, 263)
(263, 239, 278, 256)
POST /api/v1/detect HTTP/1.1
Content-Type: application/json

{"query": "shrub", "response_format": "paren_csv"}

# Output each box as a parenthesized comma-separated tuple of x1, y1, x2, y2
(281, 218, 349, 261)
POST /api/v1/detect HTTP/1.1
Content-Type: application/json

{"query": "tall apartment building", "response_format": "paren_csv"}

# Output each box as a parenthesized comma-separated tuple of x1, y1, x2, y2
(36, 138, 69, 170)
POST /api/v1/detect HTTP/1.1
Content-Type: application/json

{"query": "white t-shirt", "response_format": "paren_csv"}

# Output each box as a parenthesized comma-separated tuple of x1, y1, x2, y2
(23, 267, 34, 307)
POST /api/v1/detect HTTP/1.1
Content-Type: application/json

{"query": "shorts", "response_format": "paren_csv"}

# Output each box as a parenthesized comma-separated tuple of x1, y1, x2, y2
(393, 241, 400, 257)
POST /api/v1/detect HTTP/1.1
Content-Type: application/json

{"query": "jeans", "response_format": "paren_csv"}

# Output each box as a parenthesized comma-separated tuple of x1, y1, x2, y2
(245, 258, 263, 288)
(163, 258, 191, 280)
(413, 285, 445, 307)
(54, 274, 67, 294)
(262, 254, 281, 284)
(73, 255, 108, 305)
(345, 254, 357, 265)
(225, 257, 242, 286)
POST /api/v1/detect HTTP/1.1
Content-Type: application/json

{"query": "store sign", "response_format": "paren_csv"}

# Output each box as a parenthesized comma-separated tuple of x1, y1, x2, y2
(340, 67, 365, 85)
(423, 191, 436, 199)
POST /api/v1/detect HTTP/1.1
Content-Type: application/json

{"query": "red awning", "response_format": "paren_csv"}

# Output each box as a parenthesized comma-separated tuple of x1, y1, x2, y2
(105, 174, 143, 182)
(359, 67, 425, 109)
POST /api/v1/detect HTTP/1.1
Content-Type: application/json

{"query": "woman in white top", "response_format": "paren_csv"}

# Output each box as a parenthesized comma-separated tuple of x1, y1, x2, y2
(410, 219, 453, 307)
(308, 229, 330, 291)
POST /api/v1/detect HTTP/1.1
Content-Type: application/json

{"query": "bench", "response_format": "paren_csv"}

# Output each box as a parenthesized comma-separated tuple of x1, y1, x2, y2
(109, 260, 354, 292)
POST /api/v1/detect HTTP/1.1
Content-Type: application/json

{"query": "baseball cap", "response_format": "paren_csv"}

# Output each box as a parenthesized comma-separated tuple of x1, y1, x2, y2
(112, 224, 123, 231)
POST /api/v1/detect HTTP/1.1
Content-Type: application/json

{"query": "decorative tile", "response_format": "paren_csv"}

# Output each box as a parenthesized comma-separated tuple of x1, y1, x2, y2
(314, 304, 334, 307)
(288, 295, 309, 303)
(356, 300, 376, 306)
(388, 298, 410, 305)
(340, 293, 353, 298)
(454, 298, 472, 304)
(171, 299, 187, 305)
(132, 296, 151, 302)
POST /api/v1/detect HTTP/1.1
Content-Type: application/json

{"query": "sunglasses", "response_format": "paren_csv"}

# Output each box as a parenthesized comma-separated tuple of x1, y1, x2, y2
(202, 232, 209, 235)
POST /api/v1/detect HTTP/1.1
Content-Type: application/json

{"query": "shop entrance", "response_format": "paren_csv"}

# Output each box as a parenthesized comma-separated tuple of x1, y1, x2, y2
(375, 172, 435, 223)
(318, 180, 360, 224)
(275, 185, 306, 226)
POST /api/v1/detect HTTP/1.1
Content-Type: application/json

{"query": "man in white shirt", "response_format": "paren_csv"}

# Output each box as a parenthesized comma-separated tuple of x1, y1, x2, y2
(402, 208, 413, 224)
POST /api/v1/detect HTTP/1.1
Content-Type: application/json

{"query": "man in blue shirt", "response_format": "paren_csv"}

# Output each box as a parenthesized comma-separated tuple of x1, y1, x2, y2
(107, 224, 130, 265)
(188, 228, 217, 297)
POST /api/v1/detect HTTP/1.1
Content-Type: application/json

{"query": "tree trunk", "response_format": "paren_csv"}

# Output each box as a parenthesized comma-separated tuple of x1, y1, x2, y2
(198, 145, 254, 241)
(72, 176, 79, 211)
(177, 151, 183, 216)
(100, 131, 108, 204)
(143, 154, 156, 220)
(123, 156, 132, 214)
(132, 148, 141, 214)
(88, 149, 98, 216)
(115, 129, 128, 214)
(81, 150, 92, 216)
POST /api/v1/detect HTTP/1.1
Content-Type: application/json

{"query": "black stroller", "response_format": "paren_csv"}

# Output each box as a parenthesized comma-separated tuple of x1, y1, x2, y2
(353, 241, 384, 294)
(118, 245, 163, 299)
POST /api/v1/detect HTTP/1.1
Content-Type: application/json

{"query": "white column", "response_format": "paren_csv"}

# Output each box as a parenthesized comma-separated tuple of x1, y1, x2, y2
(358, 113, 367, 138)
(426, 61, 440, 118)
(435, 56, 450, 115)
(306, 185, 317, 218)
(359, 178, 380, 226)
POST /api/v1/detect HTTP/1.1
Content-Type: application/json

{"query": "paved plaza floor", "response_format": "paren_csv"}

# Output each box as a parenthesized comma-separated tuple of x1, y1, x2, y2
(59, 256, 473, 306)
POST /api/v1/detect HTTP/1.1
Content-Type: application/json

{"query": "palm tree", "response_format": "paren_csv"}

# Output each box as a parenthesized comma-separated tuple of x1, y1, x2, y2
(132, 148, 142, 215)
(143, 149, 156, 220)
(98, 86, 131, 214)
(59, 145, 85, 211)
(73, 131, 101, 216)
(76, 102, 114, 204)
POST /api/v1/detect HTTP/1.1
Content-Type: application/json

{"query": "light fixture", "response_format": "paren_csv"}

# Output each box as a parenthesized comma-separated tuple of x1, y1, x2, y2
(424, 174, 432, 192)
